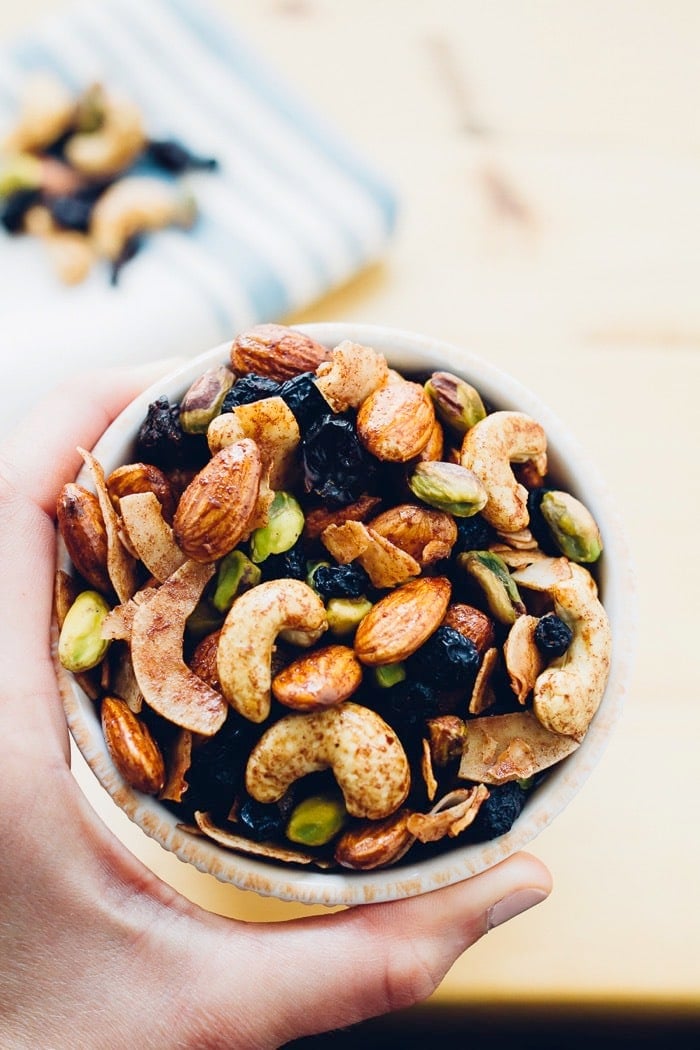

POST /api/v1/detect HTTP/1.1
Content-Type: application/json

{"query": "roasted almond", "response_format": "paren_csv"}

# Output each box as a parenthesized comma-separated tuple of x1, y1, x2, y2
(56, 482, 111, 594)
(106, 462, 176, 523)
(173, 439, 262, 563)
(369, 503, 457, 565)
(101, 695, 166, 795)
(189, 628, 222, 692)
(442, 602, 496, 654)
(272, 644, 362, 710)
(353, 575, 451, 665)
(416, 418, 445, 462)
(303, 494, 381, 540)
(230, 323, 331, 381)
(334, 809, 416, 870)
(356, 375, 435, 462)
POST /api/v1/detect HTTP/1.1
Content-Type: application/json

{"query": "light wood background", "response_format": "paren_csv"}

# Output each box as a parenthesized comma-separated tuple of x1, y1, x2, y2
(2, 0, 698, 1015)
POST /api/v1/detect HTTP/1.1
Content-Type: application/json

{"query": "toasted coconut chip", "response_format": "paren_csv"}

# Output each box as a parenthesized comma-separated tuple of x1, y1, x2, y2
(194, 811, 334, 868)
(119, 491, 187, 583)
(468, 646, 499, 714)
(490, 548, 569, 571)
(109, 642, 144, 713)
(494, 527, 539, 551)
(508, 555, 573, 589)
(131, 560, 227, 736)
(159, 729, 193, 803)
(101, 586, 158, 642)
(322, 520, 421, 588)
(503, 615, 544, 705)
(303, 494, 382, 540)
(78, 448, 138, 602)
(406, 785, 489, 843)
(459, 710, 579, 785)
(421, 737, 438, 801)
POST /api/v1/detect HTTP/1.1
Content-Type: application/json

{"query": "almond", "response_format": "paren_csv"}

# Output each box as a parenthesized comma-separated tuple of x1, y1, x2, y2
(101, 695, 166, 795)
(334, 809, 416, 870)
(356, 376, 435, 462)
(230, 323, 331, 381)
(353, 575, 451, 665)
(173, 439, 261, 562)
(303, 494, 381, 540)
(369, 504, 457, 565)
(106, 462, 176, 523)
(442, 602, 496, 654)
(189, 629, 222, 692)
(56, 482, 111, 594)
(272, 644, 362, 711)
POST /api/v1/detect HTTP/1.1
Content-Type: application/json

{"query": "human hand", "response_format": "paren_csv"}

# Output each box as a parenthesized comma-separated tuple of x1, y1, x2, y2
(0, 365, 552, 1050)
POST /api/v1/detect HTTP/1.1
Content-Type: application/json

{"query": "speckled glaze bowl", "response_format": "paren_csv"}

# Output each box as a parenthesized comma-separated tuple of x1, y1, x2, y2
(54, 323, 636, 907)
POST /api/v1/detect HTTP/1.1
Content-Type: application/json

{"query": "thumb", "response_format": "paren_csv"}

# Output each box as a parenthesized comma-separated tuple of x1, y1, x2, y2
(183, 851, 551, 1048)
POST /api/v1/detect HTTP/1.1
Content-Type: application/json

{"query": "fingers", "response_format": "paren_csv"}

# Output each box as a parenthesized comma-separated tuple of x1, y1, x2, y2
(0, 358, 183, 515)
(184, 851, 552, 1048)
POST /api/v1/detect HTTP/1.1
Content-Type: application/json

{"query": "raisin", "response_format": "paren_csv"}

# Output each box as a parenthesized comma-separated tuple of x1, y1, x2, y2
(0, 188, 41, 234)
(379, 680, 440, 745)
(237, 797, 285, 842)
(470, 781, 527, 839)
(278, 372, 330, 432)
(312, 563, 370, 600)
(454, 514, 496, 554)
(222, 373, 281, 411)
(302, 414, 376, 508)
(407, 626, 481, 690)
(147, 138, 219, 174)
(260, 538, 308, 582)
(534, 613, 573, 658)
(46, 194, 94, 232)
(135, 396, 208, 471)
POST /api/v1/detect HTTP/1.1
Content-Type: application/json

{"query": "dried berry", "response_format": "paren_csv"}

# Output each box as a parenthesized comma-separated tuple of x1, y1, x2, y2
(147, 138, 219, 174)
(470, 781, 527, 839)
(221, 373, 281, 411)
(278, 372, 330, 432)
(135, 395, 208, 471)
(0, 188, 40, 234)
(407, 626, 481, 690)
(302, 413, 376, 508)
(259, 538, 308, 582)
(379, 680, 440, 744)
(526, 487, 561, 555)
(312, 563, 370, 600)
(534, 613, 573, 658)
(237, 797, 285, 842)
(453, 513, 496, 554)
(47, 193, 94, 232)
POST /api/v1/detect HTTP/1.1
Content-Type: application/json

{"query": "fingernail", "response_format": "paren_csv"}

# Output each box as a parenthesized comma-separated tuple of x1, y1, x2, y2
(487, 888, 549, 930)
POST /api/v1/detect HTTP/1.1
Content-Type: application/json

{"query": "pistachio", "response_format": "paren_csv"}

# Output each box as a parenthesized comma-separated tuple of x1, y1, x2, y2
(250, 491, 304, 563)
(458, 550, 526, 624)
(179, 365, 234, 434)
(326, 596, 373, 637)
(0, 153, 41, 197)
(407, 460, 487, 517)
(372, 662, 406, 688)
(58, 590, 111, 673)
(212, 550, 262, 613)
(539, 490, 603, 563)
(425, 371, 486, 434)
(286, 793, 348, 847)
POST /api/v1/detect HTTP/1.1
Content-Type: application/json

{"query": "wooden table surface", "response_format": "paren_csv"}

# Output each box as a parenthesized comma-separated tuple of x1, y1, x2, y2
(2, 0, 698, 1017)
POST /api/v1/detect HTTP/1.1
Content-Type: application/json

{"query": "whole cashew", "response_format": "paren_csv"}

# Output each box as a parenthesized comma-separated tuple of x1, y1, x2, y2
(216, 579, 327, 723)
(64, 93, 146, 177)
(460, 411, 547, 532)
(510, 559, 612, 741)
(90, 177, 196, 261)
(245, 702, 411, 820)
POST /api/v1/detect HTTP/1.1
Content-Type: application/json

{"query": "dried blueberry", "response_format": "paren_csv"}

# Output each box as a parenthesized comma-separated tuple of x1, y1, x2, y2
(260, 537, 308, 582)
(407, 626, 481, 691)
(147, 138, 219, 174)
(454, 514, 496, 554)
(526, 488, 561, 555)
(110, 233, 142, 286)
(46, 194, 94, 232)
(237, 797, 285, 842)
(135, 395, 208, 471)
(379, 680, 440, 742)
(278, 372, 330, 432)
(302, 413, 376, 508)
(534, 613, 573, 658)
(311, 563, 370, 600)
(470, 781, 527, 839)
(0, 188, 40, 234)
(222, 373, 281, 411)
(180, 713, 258, 820)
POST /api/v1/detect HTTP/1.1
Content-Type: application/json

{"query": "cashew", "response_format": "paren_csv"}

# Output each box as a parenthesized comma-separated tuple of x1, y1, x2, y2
(89, 177, 196, 261)
(315, 340, 389, 411)
(207, 396, 300, 490)
(510, 559, 612, 741)
(216, 579, 327, 723)
(460, 411, 547, 532)
(245, 702, 411, 820)
(64, 93, 145, 177)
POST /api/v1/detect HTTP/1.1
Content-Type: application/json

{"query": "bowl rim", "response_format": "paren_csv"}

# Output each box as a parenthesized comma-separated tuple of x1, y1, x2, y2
(55, 322, 637, 907)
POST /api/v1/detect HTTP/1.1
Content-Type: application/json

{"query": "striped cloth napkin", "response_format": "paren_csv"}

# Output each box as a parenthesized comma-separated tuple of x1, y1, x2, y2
(0, 0, 397, 435)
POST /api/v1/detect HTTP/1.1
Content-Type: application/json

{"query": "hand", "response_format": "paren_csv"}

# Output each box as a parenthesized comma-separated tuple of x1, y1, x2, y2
(0, 365, 551, 1050)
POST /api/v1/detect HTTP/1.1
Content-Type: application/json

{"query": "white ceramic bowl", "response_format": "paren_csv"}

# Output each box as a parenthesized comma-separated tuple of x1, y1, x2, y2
(55, 323, 636, 906)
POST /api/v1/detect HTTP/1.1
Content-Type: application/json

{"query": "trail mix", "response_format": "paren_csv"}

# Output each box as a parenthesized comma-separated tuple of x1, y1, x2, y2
(55, 325, 612, 872)
(1, 74, 218, 284)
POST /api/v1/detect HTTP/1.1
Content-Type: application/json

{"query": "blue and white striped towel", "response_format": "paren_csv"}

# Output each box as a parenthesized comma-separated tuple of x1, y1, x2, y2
(0, 0, 397, 435)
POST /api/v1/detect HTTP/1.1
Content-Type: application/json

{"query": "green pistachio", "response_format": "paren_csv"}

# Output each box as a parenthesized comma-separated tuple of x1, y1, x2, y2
(408, 460, 488, 517)
(539, 490, 603, 563)
(286, 793, 348, 847)
(458, 550, 526, 624)
(179, 365, 235, 434)
(250, 491, 305, 563)
(212, 550, 261, 613)
(425, 371, 486, 434)
(326, 596, 373, 637)
(58, 590, 111, 673)
(0, 153, 41, 198)
(373, 662, 406, 688)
